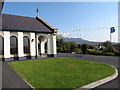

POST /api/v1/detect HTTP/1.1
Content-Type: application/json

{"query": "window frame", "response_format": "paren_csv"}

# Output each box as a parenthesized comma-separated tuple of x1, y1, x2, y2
(0, 35, 4, 55)
(10, 36, 18, 54)
(23, 36, 30, 54)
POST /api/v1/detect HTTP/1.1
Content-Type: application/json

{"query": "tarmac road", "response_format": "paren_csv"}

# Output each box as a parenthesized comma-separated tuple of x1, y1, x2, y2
(58, 53, 119, 89)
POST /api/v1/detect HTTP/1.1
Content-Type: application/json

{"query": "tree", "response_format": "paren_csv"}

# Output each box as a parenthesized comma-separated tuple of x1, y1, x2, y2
(88, 45, 93, 49)
(78, 44, 81, 49)
(102, 41, 111, 47)
(81, 44, 89, 54)
(69, 41, 77, 52)
(102, 41, 113, 52)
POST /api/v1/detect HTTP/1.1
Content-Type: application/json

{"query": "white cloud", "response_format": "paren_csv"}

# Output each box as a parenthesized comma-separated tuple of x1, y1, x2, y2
(57, 32, 70, 38)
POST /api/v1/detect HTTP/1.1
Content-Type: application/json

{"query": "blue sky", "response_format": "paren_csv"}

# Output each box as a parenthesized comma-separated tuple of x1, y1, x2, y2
(2, 2, 118, 42)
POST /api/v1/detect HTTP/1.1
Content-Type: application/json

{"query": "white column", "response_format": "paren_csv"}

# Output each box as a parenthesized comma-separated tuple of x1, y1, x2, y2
(41, 42, 45, 54)
(4, 31, 11, 61)
(30, 32, 36, 59)
(17, 32, 24, 60)
(52, 35, 57, 56)
(36, 36, 39, 56)
(47, 35, 53, 57)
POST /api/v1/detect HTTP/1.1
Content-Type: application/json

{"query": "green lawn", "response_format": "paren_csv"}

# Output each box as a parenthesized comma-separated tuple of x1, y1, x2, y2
(9, 58, 115, 88)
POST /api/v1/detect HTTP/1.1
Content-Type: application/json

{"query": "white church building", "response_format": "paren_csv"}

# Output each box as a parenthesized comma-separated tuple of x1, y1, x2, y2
(0, 13, 58, 61)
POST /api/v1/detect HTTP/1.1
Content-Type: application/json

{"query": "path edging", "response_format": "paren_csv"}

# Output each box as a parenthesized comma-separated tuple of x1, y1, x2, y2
(76, 65, 118, 90)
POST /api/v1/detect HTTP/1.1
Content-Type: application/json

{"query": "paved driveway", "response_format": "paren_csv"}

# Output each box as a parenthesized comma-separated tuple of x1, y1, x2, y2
(2, 62, 32, 89)
(58, 53, 119, 89)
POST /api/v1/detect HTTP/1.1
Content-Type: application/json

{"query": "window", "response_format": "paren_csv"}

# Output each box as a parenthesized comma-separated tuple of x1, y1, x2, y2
(23, 36, 30, 53)
(0, 36, 4, 55)
(10, 36, 18, 54)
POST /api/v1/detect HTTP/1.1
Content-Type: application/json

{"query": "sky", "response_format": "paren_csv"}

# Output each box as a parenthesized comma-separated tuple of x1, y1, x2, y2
(2, 2, 118, 42)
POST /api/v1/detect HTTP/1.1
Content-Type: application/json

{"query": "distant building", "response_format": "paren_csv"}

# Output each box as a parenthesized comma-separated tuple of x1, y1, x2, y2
(93, 45, 105, 51)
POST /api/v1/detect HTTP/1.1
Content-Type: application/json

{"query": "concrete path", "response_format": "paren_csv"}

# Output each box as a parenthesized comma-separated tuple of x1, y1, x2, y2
(57, 53, 119, 89)
(2, 62, 32, 89)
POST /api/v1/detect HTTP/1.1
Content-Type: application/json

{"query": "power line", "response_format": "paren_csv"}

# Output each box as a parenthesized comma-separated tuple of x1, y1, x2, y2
(73, 26, 119, 32)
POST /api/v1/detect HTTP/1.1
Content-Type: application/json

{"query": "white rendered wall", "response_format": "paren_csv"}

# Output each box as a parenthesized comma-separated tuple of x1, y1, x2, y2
(41, 42, 45, 54)
(18, 32, 24, 58)
(41, 38, 47, 54)
(0, 31, 4, 37)
(47, 35, 53, 55)
(30, 32, 36, 57)
(4, 31, 10, 58)
(36, 36, 39, 56)
(52, 35, 57, 55)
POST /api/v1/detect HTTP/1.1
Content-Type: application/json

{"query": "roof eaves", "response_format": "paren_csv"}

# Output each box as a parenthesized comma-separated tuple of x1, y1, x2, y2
(0, 28, 54, 33)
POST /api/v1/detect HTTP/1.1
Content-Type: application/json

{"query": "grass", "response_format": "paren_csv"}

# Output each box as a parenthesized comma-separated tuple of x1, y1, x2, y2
(8, 58, 115, 88)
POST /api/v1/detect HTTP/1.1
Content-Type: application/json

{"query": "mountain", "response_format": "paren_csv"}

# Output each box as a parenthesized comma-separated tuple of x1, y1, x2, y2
(63, 38, 102, 44)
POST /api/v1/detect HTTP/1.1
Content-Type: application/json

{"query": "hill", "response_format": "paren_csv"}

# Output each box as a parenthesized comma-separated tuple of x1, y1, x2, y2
(63, 38, 102, 44)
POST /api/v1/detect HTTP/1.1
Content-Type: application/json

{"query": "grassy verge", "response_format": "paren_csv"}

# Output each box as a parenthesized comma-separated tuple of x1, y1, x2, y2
(9, 58, 115, 88)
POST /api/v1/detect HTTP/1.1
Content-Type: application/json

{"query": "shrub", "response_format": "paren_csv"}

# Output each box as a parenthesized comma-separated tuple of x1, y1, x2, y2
(57, 47, 63, 52)
(87, 49, 115, 56)
(112, 46, 120, 56)
(75, 48, 82, 54)
(105, 52, 115, 56)
(87, 49, 102, 55)
(88, 45, 93, 49)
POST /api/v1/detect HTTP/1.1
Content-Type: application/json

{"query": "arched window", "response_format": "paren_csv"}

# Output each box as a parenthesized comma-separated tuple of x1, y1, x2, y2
(10, 36, 18, 54)
(23, 36, 30, 53)
(0, 36, 4, 55)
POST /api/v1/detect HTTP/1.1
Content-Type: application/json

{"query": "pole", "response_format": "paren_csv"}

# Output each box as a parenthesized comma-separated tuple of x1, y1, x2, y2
(36, 8, 38, 16)
(110, 31, 112, 42)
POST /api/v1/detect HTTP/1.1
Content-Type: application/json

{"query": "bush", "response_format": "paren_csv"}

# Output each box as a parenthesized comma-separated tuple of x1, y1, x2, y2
(87, 49, 102, 55)
(105, 52, 115, 56)
(87, 49, 115, 56)
(75, 48, 82, 54)
(57, 47, 63, 53)
(88, 45, 93, 49)
(112, 46, 120, 56)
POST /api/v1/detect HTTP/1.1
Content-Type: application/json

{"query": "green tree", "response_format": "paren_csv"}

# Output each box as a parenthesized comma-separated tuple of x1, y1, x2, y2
(102, 41, 111, 47)
(102, 41, 113, 52)
(69, 41, 77, 52)
(81, 44, 89, 54)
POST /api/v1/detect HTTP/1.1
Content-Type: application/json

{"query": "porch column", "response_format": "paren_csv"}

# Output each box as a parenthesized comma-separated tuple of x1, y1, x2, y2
(40, 41, 45, 55)
(47, 35, 53, 57)
(52, 35, 57, 57)
(4, 31, 11, 61)
(41, 38, 47, 55)
(18, 32, 24, 60)
(30, 32, 36, 59)
(36, 35, 40, 58)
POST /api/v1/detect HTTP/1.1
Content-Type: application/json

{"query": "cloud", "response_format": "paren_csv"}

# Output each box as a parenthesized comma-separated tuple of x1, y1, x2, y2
(57, 32, 70, 38)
